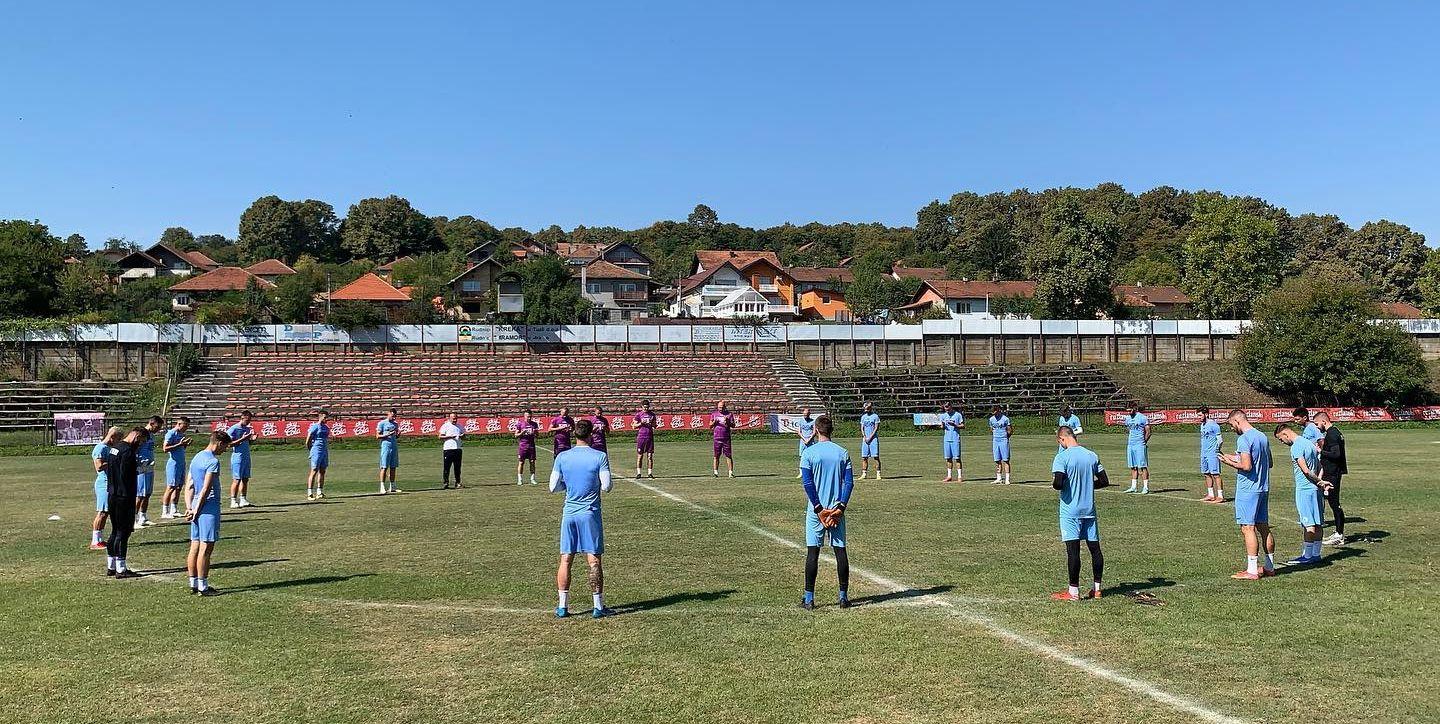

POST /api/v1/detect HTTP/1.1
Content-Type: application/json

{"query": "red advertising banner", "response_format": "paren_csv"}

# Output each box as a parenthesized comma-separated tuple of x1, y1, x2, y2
(210, 412, 771, 439)
(1104, 406, 1440, 426)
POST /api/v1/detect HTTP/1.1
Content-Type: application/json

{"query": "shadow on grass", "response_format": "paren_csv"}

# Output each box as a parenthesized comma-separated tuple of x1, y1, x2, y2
(1345, 529, 1389, 544)
(849, 584, 955, 607)
(613, 589, 738, 615)
(1273, 545, 1371, 575)
(1103, 577, 1177, 596)
(217, 517, 272, 524)
(866, 474, 922, 480)
(135, 535, 240, 547)
(138, 557, 288, 576)
(227, 572, 376, 594)
(1147, 487, 1188, 494)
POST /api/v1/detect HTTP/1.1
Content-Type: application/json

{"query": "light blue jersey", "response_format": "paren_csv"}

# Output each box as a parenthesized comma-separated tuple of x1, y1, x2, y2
(859, 412, 880, 458)
(92, 442, 109, 488)
(941, 411, 964, 442)
(307, 422, 330, 452)
(378, 419, 399, 468)
(165, 429, 187, 467)
(1125, 413, 1149, 445)
(797, 416, 816, 452)
(1200, 419, 1222, 474)
(189, 449, 223, 512)
(1301, 422, 1322, 442)
(1052, 445, 1103, 519)
(226, 423, 253, 455)
(553, 446, 611, 517)
(136, 434, 155, 465)
(1290, 438, 1323, 527)
(801, 440, 854, 547)
(1235, 428, 1272, 494)
(1057, 414, 1082, 434)
(989, 415, 1011, 439)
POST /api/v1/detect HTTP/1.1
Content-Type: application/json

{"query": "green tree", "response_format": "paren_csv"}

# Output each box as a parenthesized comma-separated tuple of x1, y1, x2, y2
(914, 200, 953, 256)
(389, 251, 464, 287)
(843, 250, 918, 322)
(1027, 191, 1120, 318)
(61, 233, 88, 258)
(687, 203, 719, 231)
(515, 255, 588, 324)
(272, 260, 325, 323)
(159, 226, 197, 251)
(104, 236, 138, 253)
(1417, 248, 1440, 315)
(238, 196, 341, 263)
(433, 215, 502, 254)
(340, 196, 442, 260)
(1237, 276, 1428, 405)
(55, 258, 114, 315)
(0, 220, 67, 317)
(325, 300, 389, 330)
(1179, 194, 1282, 318)
(109, 276, 179, 322)
(1114, 254, 1180, 286)
(1346, 221, 1428, 303)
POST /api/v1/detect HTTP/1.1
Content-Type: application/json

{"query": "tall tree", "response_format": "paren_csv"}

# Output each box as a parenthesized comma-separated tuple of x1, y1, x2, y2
(340, 196, 441, 260)
(158, 226, 197, 251)
(238, 196, 340, 263)
(1345, 220, 1428, 303)
(1179, 194, 1283, 318)
(1028, 191, 1120, 318)
(433, 215, 503, 254)
(0, 220, 67, 316)
(515, 254, 588, 324)
(61, 233, 88, 258)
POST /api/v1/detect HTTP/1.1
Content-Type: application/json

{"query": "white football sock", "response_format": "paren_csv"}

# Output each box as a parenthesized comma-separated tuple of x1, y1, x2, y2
(197, 577, 208, 591)
(116, 559, 127, 573)
(1092, 581, 1102, 592)
(592, 593, 604, 610)
(1206, 487, 1214, 496)
(92, 530, 102, 544)
(1004, 473, 1011, 484)
(517, 474, 523, 485)
(558, 590, 568, 609)
(106, 556, 116, 570)
(1263, 554, 1275, 571)
(188, 576, 197, 588)
(1246, 555, 1259, 574)
(1067, 585, 1080, 598)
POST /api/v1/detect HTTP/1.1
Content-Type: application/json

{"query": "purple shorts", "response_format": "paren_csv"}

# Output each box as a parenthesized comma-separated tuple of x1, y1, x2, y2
(518, 444, 536, 461)
(553, 439, 571, 457)
(713, 438, 732, 458)
(637, 436, 654, 454)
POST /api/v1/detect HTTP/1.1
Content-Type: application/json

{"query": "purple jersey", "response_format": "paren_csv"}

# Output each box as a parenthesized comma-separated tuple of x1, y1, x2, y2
(516, 420, 538, 451)
(634, 411, 657, 440)
(711, 411, 734, 441)
(590, 416, 609, 450)
(550, 416, 573, 450)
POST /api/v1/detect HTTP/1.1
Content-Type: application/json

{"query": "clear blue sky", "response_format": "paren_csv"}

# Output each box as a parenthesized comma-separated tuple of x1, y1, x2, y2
(4, 2, 1439, 246)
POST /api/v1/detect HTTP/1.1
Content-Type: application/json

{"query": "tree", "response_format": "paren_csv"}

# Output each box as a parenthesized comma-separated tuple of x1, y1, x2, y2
(238, 196, 341, 263)
(325, 300, 389, 330)
(55, 258, 114, 315)
(687, 203, 719, 231)
(272, 260, 324, 323)
(0, 220, 67, 316)
(433, 215, 502, 254)
(1114, 254, 1180, 286)
(1346, 221, 1428, 303)
(1237, 276, 1428, 405)
(1418, 248, 1440, 315)
(1027, 191, 1120, 318)
(104, 236, 139, 253)
(61, 233, 88, 258)
(340, 196, 442, 261)
(843, 249, 918, 322)
(159, 226, 197, 251)
(1179, 194, 1282, 318)
(914, 201, 953, 256)
(515, 255, 588, 324)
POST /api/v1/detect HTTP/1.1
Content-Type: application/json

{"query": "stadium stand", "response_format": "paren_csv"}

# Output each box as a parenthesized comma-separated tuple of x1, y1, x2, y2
(168, 358, 238, 427)
(196, 351, 811, 421)
(808, 364, 1135, 417)
(0, 380, 143, 431)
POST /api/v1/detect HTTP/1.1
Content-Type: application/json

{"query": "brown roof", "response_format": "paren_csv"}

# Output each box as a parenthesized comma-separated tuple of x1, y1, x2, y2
(921, 280, 1037, 299)
(786, 267, 854, 283)
(169, 266, 275, 292)
(695, 250, 782, 272)
(376, 255, 414, 271)
(891, 263, 949, 281)
(1379, 301, 1425, 319)
(1113, 284, 1189, 305)
(329, 272, 411, 302)
(244, 259, 297, 276)
(185, 250, 219, 269)
(557, 242, 605, 260)
(578, 259, 651, 281)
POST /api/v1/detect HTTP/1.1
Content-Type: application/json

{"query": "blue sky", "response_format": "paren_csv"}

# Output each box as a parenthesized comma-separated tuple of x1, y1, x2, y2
(3, 2, 1439, 245)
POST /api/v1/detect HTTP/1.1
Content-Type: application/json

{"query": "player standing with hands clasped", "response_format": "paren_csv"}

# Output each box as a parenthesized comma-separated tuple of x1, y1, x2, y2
(939, 402, 964, 483)
(515, 409, 540, 486)
(305, 410, 330, 500)
(710, 401, 736, 478)
(1198, 407, 1225, 503)
(1122, 403, 1151, 495)
(377, 409, 400, 494)
(634, 400, 658, 479)
(989, 405, 1013, 485)
(550, 418, 615, 619)
(794, 408, 816, 478)
(800, 416, 854, 610)
(859, 402, 881, 480)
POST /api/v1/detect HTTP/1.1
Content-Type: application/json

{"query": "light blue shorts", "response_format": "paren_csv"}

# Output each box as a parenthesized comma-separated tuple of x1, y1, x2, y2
(560, 510, 604, 555)
(1200, 453, 1220, 475)
(1060, 515, 1099, 541)
(1235, 490, 1269, 526)
(94, 478, 108, 512)
(992, 439, 1010, 462)
(1295, 488, 1323, 528)
(943, 439, 961, 460)
(231, 454, 251, 480)
(190, 510, 220, 542)
(309, 449, 328, 470)
(166, 459, 186, 488)
(861, 439, 878, 458)
(805, 511, 847, 548)
(380, 443, 399, 469)
(136, 463, 155, 497)
(1127, 444, 1148, 469)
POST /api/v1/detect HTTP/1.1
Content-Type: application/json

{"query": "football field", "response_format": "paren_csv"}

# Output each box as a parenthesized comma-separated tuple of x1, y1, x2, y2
(1, 429, 1436, 723)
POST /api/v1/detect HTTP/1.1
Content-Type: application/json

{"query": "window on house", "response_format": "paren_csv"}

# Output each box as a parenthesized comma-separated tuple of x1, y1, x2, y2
(756, 275, 772, 286)
(587, 283, 601, 293)
(617, 282, 637, 292)
(462, 280, 482, 293)
(820, 294, 830, 304)
(175, 294, 192, 306)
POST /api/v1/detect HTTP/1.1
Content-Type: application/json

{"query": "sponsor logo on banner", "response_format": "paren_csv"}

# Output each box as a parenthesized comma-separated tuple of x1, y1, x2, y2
(912, 413, 942, 427)
(53, 412, 106, 446)
(1104, 406, 1440, 425)
(209, 412, 769, 438)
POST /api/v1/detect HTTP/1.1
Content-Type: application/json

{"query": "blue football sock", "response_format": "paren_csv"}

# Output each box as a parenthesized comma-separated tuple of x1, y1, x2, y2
(803, 590, 815, 605)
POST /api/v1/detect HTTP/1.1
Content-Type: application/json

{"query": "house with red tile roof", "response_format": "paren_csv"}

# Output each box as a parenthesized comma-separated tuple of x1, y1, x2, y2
(327, 272, 411, 303)
(111, 242, 216, 283)
(243, 259, 298, 285)
(670, 251, 799, 319)
(573, 259, 655, 321)
(1378, 301, 1425, 319)
(168, 267, 275, 313)
(900, 280, 1192, 319)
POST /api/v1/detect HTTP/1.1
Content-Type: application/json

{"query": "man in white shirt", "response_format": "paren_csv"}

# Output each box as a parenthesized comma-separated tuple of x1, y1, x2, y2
(438, 412, 464, 489)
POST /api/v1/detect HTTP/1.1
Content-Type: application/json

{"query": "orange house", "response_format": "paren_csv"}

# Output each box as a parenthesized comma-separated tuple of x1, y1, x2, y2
(786, 267, 854, 321)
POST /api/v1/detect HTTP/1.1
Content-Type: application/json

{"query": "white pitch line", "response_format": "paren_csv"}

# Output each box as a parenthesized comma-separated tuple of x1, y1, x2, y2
(630, 478, 1248, 724)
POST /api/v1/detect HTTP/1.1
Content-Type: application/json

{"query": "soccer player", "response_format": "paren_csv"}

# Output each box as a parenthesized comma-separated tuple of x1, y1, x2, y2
(89, 426, 123, 550)
(376, 409, 400, 494)
(1315, 412, 1348, 545)
(795, 408, 816, 479)
(1220, 410, 1275, 580)
(710, 401, 737, 477)
(1056, 405, 1083, 453)
(799, 415, 854, 610)
(133, 416, 162, 527)
(1122, 403, 1151, 494)
(1050, 425, 1109, 601)
(939, 402, 964, 482)
(1293, 407, 1322, 443)
(1198, 407, 1225, 503)
(634, 400, 657, 479)
(186, 430, 231, 596)
(438, 412, 464, 489)
(105, 427, 148, 579)
(305, 410, 331, 500)
(160, 417, 192, 519)
(859, 402, 881, 480)
(989, 405, 1013, 484)
(549, 408, 574, 458)
(590, 407, 610, 454)
(1275, 424, 1328, 565)
(515, 409, 540, 485)
(226, 410, 257, 508)
(550, 419, 615, 619)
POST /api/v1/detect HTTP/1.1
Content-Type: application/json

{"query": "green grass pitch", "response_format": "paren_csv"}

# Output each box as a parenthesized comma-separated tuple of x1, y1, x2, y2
(1, 429, 1436, 723)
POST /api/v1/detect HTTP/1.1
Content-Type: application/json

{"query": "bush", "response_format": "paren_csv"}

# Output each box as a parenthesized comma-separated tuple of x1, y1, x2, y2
(1236, 277, 1429, 406)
